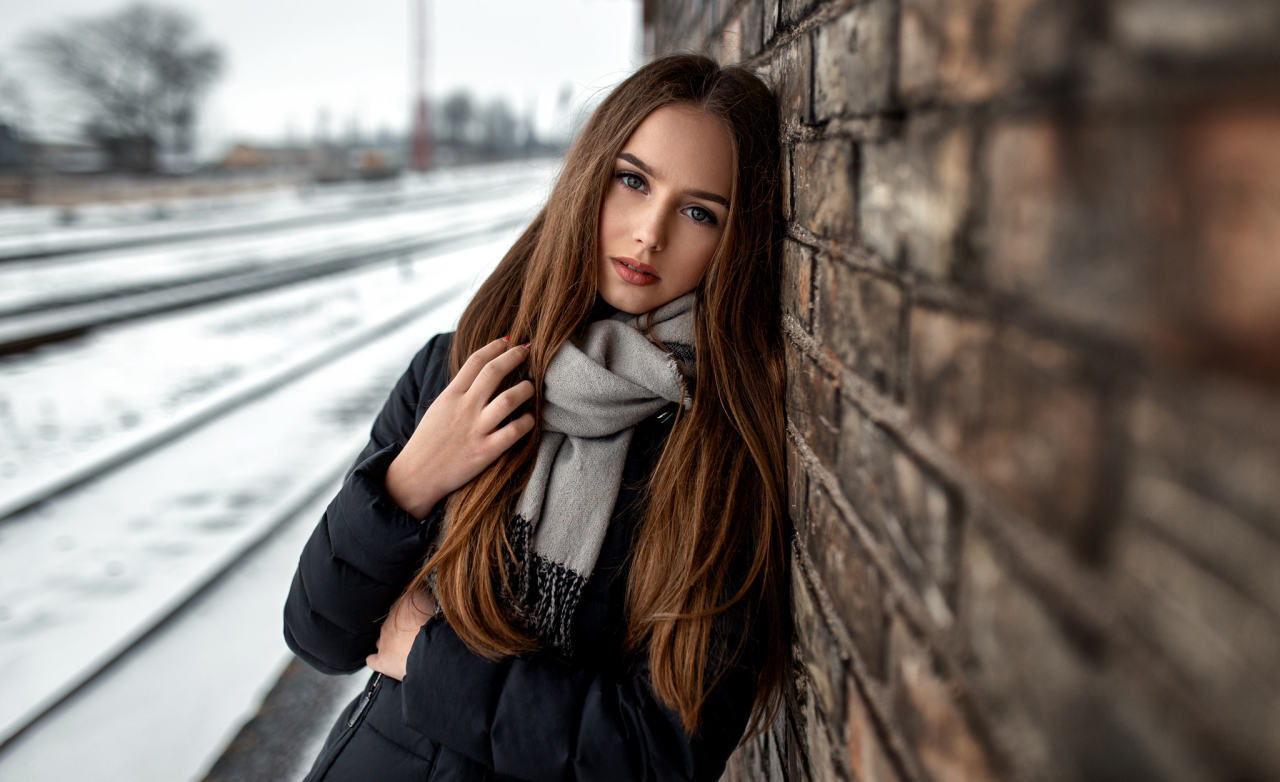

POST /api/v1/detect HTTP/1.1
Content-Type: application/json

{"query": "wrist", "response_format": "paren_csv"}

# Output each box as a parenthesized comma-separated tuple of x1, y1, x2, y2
(384, 449, 446, 519)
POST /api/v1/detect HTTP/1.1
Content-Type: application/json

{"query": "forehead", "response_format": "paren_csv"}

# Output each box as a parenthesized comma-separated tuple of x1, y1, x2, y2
(621, 104, 734, 197)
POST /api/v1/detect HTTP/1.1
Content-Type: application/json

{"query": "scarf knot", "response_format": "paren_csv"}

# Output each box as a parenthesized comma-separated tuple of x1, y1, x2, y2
(510, 293, 696, 655)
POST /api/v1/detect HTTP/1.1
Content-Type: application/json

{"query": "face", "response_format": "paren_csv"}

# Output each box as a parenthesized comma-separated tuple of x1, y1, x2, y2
(597, 103, 734, 315)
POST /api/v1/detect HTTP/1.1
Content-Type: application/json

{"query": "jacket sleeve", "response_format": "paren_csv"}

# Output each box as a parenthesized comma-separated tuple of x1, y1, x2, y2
(283, 333, 453, 674)
(398, 609, 762, 781)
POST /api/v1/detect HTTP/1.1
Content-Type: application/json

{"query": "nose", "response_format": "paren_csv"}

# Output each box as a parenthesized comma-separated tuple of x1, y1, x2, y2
(633, 202, 666, 253)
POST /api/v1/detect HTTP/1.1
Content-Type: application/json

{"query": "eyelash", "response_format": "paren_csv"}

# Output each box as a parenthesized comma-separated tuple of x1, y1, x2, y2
(614, 170, 719, 226)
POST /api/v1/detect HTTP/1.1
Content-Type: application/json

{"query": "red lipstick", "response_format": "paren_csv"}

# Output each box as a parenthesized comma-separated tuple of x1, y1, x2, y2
(611, 256, 660, 286)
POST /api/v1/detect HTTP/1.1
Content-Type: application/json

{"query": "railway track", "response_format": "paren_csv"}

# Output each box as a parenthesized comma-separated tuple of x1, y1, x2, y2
(0, 209, 528, 355)
(0, 173, 539, 773)
(0, 255, 482, 759)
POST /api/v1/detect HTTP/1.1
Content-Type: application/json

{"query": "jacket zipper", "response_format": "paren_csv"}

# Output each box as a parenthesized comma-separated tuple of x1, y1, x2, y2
(347, 672, 383, 728)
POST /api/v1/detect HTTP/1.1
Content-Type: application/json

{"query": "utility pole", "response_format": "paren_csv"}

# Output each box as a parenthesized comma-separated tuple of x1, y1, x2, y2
(411, 0, 433, 171)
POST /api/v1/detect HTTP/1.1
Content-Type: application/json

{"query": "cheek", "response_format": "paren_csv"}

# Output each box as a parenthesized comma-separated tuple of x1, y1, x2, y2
(599, 187, 633, 239)
(674, 230, 721, 286)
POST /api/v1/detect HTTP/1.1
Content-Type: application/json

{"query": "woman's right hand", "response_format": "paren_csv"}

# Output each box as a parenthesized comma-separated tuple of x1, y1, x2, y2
(384, 337, 536, 518)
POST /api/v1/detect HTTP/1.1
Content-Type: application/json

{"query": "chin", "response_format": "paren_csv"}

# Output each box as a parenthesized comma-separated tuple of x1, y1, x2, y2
(599, 285, 659, 315)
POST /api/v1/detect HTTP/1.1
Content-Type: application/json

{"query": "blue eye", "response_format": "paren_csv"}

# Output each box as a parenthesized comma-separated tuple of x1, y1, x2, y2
(616, 171, 645, 191)
(685, 205, 717, 226)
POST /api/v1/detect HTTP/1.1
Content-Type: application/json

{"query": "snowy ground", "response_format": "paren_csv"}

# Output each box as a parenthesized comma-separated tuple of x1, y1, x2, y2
(0, 163, 548, 779)
(0, 178, 546, 503)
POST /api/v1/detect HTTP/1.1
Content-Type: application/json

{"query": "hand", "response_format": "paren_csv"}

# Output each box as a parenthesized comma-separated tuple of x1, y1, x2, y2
(385, 337, 536, 518)
(366, 589, 438, 681)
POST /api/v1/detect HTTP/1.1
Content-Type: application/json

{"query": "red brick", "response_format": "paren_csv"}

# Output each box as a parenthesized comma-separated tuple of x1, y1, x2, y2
(983, 116, 1156, 338)
(847, 677, 904, 782)
(958, 526, 1090, 778)
(786, 438, 809, 534)
(809, 483, 887, 679)
(898, 0, 1072, 104)
(813, 0, 895, 119)
(889, 448, 958, 625)
(889, 616, 999, 782)
(786, 344, 838, 517)
(794, 138, 857, 243)
(1154, 98, 1280, 383)
(815, 257, 903, 395)
(909, 308, 1106, 544)
(772, 34, 812, 127)
(833, 401, 892, 545)
(793, 565, 853, 780)
(782, 238, 814, 328)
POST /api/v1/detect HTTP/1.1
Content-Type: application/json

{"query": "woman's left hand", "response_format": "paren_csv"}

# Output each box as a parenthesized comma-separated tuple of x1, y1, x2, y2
(366, 590, 438, 681)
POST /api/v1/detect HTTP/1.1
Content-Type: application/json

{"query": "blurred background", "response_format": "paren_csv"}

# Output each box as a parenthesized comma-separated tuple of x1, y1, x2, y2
(0, 1, 640, 779)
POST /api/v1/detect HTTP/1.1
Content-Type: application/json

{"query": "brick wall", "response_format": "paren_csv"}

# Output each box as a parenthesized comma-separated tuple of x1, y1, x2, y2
(643, 1, 1280, 780)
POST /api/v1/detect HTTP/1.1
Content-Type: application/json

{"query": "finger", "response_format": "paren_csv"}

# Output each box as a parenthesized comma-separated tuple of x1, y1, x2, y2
(469, 343, 530, 401)
(452, 337, 511, 392)
(486, 412, 536, 453)
(477, 379, 535, 432)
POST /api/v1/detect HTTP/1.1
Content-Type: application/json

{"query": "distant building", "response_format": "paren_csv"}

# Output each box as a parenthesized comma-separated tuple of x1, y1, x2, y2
(0, 123, 27, 171)
(29, 139, 107, 174)
(220, 143, 315, 170)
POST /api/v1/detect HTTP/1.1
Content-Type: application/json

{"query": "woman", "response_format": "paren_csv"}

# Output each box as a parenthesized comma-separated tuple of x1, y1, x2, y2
(284, 54, 788, 781)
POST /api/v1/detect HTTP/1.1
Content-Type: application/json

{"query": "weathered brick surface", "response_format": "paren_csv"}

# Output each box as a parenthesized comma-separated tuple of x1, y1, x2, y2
(813, 0, 895, 119)
(793, 139, 857, 243)
(815, 257, 902, 395)
(782, 239, 814, 329)
(909, 308, 1106, 546)
(898, 0, 1073, 104)
(644, 0, 1280, 779)
(773, 34, 812, 128)
(861, 118, 972, 278)
(846, 677, 903, 782)
(888, 616, 999, 782)
(1107, 0, 1280, 64)
(1155, 98, 1280, 384)
(808, 483, 886, 679)
(982, 115, 1161, 338)
(793, 561, 851, 780)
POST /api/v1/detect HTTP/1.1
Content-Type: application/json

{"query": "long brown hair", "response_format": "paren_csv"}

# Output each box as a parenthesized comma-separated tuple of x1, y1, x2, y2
(404, 54, 788, 738)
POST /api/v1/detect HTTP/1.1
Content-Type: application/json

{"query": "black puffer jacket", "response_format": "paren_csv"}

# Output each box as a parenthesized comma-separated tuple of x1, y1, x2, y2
(283, 332, 760, 781)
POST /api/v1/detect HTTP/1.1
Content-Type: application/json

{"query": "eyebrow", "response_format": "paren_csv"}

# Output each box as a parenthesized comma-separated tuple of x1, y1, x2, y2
(617, 152, 730, 208)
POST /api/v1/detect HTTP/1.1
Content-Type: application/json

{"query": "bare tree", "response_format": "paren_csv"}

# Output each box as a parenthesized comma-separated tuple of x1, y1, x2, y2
(22, 3, 223, 170)
(0, 62, 32, 134)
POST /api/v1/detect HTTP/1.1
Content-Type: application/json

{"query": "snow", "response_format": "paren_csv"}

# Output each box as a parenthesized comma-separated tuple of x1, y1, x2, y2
(0, 477, 366, 782)
(0, 201, 542, 506)
(0, 160, 558, 256)
(0, 162, 552, 777)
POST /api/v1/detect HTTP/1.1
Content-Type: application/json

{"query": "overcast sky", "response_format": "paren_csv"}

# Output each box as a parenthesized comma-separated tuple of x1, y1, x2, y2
(0, 0, 643, 155)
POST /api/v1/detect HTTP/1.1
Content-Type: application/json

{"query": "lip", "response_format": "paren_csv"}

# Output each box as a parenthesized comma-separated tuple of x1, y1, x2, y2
(610, 256, 660, 286)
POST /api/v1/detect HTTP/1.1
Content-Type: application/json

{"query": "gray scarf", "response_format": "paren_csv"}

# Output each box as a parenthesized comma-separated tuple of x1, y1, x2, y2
(509, 292, 696, 655)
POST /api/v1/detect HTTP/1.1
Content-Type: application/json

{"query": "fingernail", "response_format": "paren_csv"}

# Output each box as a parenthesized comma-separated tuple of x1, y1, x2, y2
(520, 341, 531, 348)
(501, 335, 510, 341)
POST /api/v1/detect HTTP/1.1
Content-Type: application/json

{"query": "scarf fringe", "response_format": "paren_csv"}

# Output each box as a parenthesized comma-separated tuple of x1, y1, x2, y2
(509, 514, 587, 655)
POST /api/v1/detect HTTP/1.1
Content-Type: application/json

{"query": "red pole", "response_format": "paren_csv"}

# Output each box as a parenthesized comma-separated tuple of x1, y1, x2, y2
(412, 0, 432, 171)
